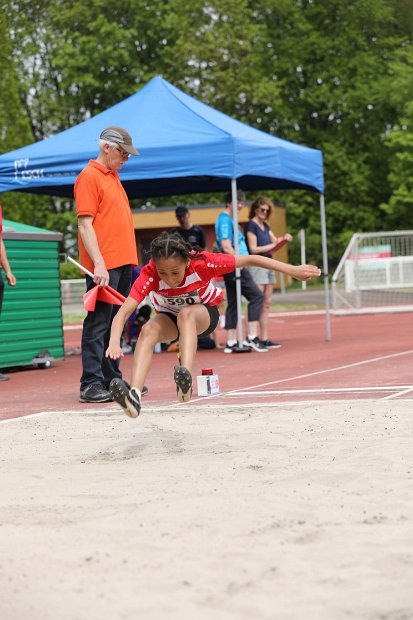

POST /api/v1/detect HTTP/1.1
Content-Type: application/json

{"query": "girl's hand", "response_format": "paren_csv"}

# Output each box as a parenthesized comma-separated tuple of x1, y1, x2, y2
(292, 264, 322, 281)
(105, 342, 124, 360)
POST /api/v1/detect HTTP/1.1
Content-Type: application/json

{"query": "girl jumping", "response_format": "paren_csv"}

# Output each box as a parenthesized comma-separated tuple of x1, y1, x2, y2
(105, 232, 321, 418)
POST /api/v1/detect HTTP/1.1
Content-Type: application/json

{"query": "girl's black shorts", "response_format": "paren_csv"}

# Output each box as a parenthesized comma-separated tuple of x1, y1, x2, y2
(163, 305, 219, 341)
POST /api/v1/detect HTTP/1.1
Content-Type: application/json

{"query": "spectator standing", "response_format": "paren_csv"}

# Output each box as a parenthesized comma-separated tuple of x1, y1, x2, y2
(172, 206, 206, 249)
(215, 191, 267, 353)
(245, 196, 293, 348)
(75, 126, 139, 403)
(0, 205, 17, 381)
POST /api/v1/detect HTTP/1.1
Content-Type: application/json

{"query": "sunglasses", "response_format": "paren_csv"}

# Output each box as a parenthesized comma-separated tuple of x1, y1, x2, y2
(113, 145, 131, 159)
(258, 207, 270, 214)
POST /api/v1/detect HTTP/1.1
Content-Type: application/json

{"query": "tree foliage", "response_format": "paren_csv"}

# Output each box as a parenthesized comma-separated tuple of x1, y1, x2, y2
(1, 0, 412, 268)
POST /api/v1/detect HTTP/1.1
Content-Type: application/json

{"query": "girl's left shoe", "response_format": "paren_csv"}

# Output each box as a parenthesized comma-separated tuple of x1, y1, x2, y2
(109, 378, 141, 418)
(174, 366, 192, 403)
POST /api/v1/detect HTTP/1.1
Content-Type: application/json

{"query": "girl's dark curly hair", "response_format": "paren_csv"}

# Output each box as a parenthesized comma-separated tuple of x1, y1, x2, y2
(149, 231, 203, 262)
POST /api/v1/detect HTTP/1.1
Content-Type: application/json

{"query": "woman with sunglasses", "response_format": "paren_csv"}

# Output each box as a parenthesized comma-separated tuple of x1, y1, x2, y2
(245, 197, 293, 349)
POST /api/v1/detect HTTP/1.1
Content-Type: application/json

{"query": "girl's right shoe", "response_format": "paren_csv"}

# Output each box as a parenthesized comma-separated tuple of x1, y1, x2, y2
(174, 366, 192, 403)
(109, 378, 141, 418)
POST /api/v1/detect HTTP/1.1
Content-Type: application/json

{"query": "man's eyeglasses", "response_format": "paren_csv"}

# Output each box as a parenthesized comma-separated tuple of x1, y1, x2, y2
(113, 145, 131, 159)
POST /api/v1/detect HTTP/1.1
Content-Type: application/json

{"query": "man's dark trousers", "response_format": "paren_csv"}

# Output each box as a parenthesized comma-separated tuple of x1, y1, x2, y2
(80, 264, 132, 390)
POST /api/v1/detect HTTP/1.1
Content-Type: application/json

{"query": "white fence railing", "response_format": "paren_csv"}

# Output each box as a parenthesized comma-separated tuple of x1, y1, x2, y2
(332, 231, 413, 314)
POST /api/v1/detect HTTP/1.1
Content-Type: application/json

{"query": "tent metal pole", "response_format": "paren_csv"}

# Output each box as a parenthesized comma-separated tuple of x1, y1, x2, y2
(231, 178, 244, 346)
(320, 193, 331, 341)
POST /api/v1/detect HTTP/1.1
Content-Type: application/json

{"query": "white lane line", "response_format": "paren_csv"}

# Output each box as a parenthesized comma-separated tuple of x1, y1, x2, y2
(0, 411, 54, 424)
(225, 386, 413, 396)
(268, 310, 326, 317)
(225, 348, 413, 394)
(0, 407, 123, 423)
(381, 387, 413, 401)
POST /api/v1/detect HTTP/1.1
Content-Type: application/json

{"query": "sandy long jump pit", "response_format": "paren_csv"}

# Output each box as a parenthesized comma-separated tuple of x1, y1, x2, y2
(0, 400, 412, 620)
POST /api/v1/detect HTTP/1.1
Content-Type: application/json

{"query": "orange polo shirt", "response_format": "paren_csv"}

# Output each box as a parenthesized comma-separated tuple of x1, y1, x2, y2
(75, 160, 138, 273)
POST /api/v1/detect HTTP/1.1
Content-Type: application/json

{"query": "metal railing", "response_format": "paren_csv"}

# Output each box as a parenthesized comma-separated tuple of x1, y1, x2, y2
(332, 231, 413, 314)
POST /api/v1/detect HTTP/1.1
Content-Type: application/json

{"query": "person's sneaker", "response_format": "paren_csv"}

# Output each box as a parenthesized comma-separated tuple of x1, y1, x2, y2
(224, 343, 237, 353)
(260, 339, 282, 349)
(109, 378, 141, 418)
(0, 372, 10, 381)
(243, 337, 268, 352)
(174, 366, 193, 403)
(79, 383, 112, 403)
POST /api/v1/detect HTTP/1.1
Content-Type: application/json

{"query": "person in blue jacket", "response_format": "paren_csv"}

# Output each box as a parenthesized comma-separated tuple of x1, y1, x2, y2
(215, 191, 267, 353)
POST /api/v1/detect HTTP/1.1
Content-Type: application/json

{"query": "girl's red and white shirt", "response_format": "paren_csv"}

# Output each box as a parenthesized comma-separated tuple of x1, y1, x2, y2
(129, 251, 235, 316)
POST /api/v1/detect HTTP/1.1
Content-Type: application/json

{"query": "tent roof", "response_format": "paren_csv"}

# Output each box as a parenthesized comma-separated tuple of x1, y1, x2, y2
(0, 76, 324, 198)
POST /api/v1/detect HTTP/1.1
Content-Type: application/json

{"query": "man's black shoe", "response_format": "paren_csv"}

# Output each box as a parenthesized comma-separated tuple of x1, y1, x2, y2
(79, 383, 113, 403)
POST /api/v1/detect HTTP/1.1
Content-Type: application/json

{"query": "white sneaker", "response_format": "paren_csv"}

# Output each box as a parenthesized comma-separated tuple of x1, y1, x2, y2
(243, 337, 268, 352)
(224, 343, 237, 353)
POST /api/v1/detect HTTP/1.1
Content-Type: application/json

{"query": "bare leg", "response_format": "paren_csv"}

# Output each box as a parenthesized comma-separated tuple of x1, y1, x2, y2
(176, 305, 210, 373)
(227, 328, 237, 342)
(174, 306, 210, 403)
(258, 284, 272, 341)
(130, 315, 178, 390)
(246, 319, 260, 339)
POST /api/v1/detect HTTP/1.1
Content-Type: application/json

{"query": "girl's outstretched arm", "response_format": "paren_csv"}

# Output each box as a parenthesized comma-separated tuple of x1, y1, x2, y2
(234, 254, 321, 282)
(106, 296, 139, 360)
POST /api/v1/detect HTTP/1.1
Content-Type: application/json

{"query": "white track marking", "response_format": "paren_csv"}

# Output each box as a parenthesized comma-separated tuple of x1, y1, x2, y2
(225, 386, 413, 396)
(267, 310, 325, 317)
(381, 387, 413, 401)
(0, 411, 55, 424)
(0, 408, 120, 423)
(225, 348, 413, 394)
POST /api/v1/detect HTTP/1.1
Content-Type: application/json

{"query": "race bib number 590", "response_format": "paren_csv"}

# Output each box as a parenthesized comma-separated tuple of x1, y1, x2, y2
(154, 290, 201, 311)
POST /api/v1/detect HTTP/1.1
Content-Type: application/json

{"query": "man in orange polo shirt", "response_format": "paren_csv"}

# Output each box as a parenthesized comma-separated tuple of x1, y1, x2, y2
(75, 126, 139, 403)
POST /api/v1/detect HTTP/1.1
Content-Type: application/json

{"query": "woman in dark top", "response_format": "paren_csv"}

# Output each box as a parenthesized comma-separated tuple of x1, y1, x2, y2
(245, 196, 292, 348)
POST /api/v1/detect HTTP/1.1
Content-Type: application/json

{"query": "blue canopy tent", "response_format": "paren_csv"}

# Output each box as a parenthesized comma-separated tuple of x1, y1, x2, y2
(0, 76, 330, 340)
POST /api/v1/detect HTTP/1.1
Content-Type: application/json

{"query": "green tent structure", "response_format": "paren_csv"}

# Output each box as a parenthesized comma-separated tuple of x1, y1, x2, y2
(0, 219, 64, 370)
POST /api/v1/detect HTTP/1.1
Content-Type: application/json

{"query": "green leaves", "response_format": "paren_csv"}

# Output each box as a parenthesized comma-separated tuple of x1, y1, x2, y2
(1, 0, 413, 268)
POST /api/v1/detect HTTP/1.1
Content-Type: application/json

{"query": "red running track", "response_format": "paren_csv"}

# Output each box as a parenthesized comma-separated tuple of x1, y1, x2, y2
(1, 311, 412, 421)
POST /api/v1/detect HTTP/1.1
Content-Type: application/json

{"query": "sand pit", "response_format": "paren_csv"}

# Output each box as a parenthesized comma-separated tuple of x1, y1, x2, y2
(0, 400, 412, 620)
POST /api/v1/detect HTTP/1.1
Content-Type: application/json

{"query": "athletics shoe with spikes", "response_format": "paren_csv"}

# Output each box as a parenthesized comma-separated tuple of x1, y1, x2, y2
(109, 378, 141, 418)
(174, 366, 193, 403)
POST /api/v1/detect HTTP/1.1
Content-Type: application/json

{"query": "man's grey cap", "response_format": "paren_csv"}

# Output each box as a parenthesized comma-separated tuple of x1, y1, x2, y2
(100, 126, 140, 156)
